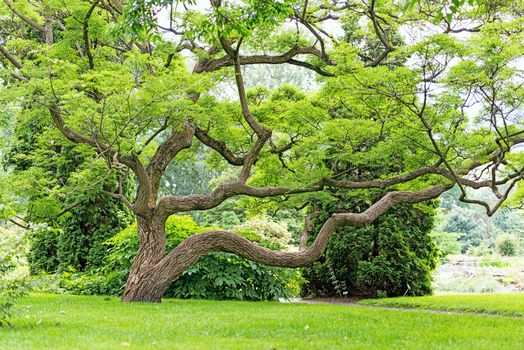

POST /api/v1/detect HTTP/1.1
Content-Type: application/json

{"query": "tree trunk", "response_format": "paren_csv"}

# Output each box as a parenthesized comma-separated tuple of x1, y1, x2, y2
(120, 185, 450, 302)
(121, 216, 168, 302)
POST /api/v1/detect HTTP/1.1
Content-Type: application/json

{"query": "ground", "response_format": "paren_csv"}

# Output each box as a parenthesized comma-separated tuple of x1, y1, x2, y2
(359, 292, 524, 316)
(1, 293, 523, 349)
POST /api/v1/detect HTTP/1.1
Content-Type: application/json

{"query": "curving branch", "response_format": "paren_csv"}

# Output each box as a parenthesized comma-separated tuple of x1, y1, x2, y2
(2, 0, 45, 32)
(193, 46, 333, 76)
(48, 103, 153, 216)
(130, 184, 451, 301)
(194, 127, 245, 166)
(146, 127, 194, 198)
(325, 164, 522, 191)
(156, 180, 321, 218)
(0, 42, 23, 69)
(365, 0, 395, 67)
(299, 201, 320, 251)
(83, 0, 100, 69)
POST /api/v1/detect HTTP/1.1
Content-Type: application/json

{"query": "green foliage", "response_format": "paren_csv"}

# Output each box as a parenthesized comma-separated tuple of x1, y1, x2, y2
(2, 91, 133, 275)
(0, 0, 523, 305)
(27, 193, 132, 275)
(232, 216, 292, 245)
(435, 273, 503, 293)
(302, 202, 438, 298)
(436, 188, 524, 255)
(0, 227, 30, 326)
(431, 231, 462, 257)
(467, 243, 493, 257)
(168, 253, 299, 300)
(479, 256, 509, 268)
(497, 235, 520, 257)
(58, 215, 299, 300)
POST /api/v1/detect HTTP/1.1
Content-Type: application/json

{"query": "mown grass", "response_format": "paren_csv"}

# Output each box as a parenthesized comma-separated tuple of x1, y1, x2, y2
(359, 292, 524, 317)
(1, 294, 523, 349)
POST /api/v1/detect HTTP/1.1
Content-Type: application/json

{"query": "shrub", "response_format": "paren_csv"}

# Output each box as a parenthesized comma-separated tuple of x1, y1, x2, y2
(431, 231, 461, 257)
(0, 227, 30, 326)
(480, 256, 510, 268)
(302, 202, 438, 298)
(28, 195, 131, 275)
(467, 243, 494, 257)
(497, 235, 520, 256)
(435, 273, 503, 293)
(52, 216, 300, 301)
(233, 216, 292, 245)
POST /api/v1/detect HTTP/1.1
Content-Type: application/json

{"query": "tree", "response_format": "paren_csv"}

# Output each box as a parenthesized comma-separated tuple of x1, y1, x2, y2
(0, 0, 522, 302)
(2, 107, 133, 274)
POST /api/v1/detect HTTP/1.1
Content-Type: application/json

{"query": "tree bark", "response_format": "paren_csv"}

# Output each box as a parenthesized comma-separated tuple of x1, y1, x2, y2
(121, 216, 167, 302)
(121, 185, 450, 302)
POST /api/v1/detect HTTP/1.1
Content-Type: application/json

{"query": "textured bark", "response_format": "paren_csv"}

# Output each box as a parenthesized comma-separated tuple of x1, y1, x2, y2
(299, 206, 320, 251)
(122, 185, 450, 302)
(121, 216, 167, 302)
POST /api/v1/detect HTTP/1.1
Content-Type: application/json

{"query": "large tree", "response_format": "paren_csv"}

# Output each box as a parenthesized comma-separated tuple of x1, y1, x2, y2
(0, 0, 523, 302)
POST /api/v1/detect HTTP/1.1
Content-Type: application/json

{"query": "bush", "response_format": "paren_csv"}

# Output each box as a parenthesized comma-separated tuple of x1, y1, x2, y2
(497, 235, 520, 256)
(480, 256, 509, 268)
(0, 227, 30, 326)
(233, 216, 292, 245)
(28, 195, 131, 275)
(51, 216, 300, 301)
(467, 243, 494, 257)
(431, 231, 461, 257)
(302, 202, 438, 298)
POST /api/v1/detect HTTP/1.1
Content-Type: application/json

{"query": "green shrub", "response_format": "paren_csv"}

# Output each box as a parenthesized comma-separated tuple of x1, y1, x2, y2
(51, 216, 299, 301)
(302, 202, 438, 298)
(233, 216, 292, 245)
(28, 195, 131, 275)
(435, 274, 503, 293)
(0, 227, 30, 326)
(497, 235, 520, 257)
(467, 243, 494, 257)
(168, 253, 297, 300)
(431, 231, 461, 257)
(480, 256, 510, 268)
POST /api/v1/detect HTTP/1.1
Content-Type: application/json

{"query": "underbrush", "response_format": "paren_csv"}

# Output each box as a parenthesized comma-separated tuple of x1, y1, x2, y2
(28, 216, 302, 301)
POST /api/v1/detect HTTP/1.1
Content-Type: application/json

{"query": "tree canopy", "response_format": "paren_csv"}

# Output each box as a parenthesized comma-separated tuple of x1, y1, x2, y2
(0, 0, 523, 302)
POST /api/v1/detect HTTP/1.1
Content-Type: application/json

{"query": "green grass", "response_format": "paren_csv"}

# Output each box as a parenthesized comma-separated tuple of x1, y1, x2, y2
(1, 294, 524, 349)
(359, 292, 524, 317)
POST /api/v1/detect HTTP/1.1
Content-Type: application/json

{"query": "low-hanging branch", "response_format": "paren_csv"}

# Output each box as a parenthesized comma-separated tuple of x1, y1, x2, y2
(121, 184, 451, 301)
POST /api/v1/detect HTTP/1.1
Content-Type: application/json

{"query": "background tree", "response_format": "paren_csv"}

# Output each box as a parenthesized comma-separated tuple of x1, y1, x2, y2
(0, 0, 522, 303)
(2, 110, 132, 274)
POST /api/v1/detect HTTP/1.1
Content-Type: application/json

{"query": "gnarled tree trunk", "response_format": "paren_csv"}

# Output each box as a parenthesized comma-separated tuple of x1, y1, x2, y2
(121, 217, 168, 302)
(120, 185, 449, 302)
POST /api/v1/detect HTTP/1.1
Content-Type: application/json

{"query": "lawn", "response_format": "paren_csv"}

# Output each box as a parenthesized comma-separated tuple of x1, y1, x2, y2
(359, 292, 524, 317)
(0, 294, 523, 350)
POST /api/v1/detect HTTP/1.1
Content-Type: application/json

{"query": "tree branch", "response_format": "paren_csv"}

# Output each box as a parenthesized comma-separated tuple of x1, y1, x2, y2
(0, 42, 22, 69)
(83, 0, 100, 69)
(156, 181, 321, 218)
(299, 201, 320, 251)
(151, 185, 450, 291)
(146, 127, 194, 198)
(193, 46, 333, 76)
(2, 0, 45, 32)
(194, 127, 245, 166)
